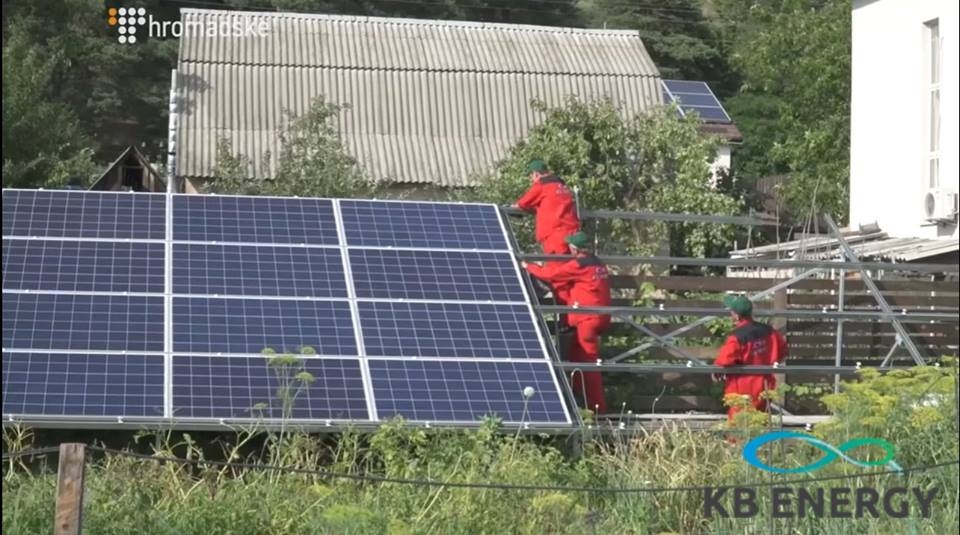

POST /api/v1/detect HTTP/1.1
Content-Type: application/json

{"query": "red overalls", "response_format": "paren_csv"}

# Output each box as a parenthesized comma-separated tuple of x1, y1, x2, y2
(526, 253, 611, 414)
(515, 175, 581, 256)
(516, 174, 580, 305)
(714, 319, 788, 420)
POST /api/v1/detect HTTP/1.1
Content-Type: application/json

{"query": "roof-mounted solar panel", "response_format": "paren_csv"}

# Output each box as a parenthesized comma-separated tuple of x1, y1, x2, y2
(662, 79, 733, 123)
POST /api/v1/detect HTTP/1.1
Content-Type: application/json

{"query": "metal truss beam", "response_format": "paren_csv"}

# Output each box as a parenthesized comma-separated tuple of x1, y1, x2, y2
(536, 305, 957, 323)
(520, 253, 960, 274)
(610, 267, 825, 363)
(553, 362, 908, 376)
(823, 215, 926, 366)
(503, 206, 779, 227)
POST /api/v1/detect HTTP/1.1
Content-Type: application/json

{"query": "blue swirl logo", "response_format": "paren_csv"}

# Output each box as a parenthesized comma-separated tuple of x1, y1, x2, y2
(743, 430, 903, 474)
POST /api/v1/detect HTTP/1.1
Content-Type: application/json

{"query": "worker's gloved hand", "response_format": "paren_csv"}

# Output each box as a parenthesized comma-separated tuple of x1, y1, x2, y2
(520, 261, 529, 269)
(711, 373, 725, 383)
(506, 204, 525, 217)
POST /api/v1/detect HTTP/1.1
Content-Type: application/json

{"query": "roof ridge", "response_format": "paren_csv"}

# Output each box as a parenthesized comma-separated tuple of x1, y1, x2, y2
(178, 8, 642, 36)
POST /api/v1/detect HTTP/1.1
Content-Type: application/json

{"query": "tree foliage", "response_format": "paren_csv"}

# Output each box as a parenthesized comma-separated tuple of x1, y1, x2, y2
(584, 0, 735, 94)
(715, 0, 851, 222)
(225, 0, 582, 26)
(472, 98, 742, 260)
(2, 17, 97, 188)
(208, 97, 376, 198)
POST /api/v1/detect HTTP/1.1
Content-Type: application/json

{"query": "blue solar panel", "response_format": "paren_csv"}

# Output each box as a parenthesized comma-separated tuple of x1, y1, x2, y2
(340, 200, 508, 250)
(2, 190, 166, 240)
(663, 80, 713, 95)
(172, 297, 357, 355)
(662, 79, 732, 123)
(369, 360, 568, 423)
(3, 240, 165, 293)
(2, 353, 165, 417)
(172, 356, 368, 419)
(2, 294, 164, 352)
(172, 195, 339, 245)
(358, 302, 543, 359)
(173, 244, 348, 298)
(349, 249, 524, 301)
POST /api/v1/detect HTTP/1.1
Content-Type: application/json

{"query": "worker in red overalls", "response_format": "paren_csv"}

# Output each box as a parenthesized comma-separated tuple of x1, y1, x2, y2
(713, 295, 788, 421)
(522, 232, 610, 415)
(513, 159, 581, 257)
(512, 159, 581, 320)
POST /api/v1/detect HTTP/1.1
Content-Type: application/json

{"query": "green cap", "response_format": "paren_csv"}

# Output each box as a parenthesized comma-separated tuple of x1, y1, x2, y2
(722, 294, 753, 316)
(565, 231, 590, 249)
(526, 159, 547, 173)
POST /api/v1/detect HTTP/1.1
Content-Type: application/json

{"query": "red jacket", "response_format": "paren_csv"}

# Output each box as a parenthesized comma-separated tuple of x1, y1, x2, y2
(516, 175, 580, 241)
(526, 253, 611, 326)
(715, 319, 788, 396)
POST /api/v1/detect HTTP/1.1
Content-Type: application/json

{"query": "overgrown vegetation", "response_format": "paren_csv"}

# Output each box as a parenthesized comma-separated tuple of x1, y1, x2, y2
(470, 98, 743, 261)
(207, 98, 377, 198)
(4, 362, 957, 534)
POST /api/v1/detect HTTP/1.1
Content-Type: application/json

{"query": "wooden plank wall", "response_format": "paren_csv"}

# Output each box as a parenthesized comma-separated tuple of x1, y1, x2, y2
(587, 275, 960, 363)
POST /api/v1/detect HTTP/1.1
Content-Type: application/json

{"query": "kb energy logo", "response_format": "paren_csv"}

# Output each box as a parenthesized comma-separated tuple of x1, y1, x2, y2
(108, 6, 270, 45)
(703, 431, 938, 519)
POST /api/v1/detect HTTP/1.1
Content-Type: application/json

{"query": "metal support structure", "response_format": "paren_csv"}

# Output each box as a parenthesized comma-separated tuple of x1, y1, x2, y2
(823, 215, 926, 366)
(611, 267, 824, 362)
(880, 335, 904, 368)
(553, 362, 901, 376)
(834, 269, 845, 393)
(520, 253, 960, 274)
(501, 206, 778, 227)
(617, 316, 708, 365)
(537, 305, 955, 323)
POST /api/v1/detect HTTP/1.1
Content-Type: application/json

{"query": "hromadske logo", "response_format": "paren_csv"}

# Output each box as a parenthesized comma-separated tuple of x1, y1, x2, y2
(743, 430, 903, 474)
(107, 6, 270, 45)
(107, 7, 146, 45)
(703, 431, 937, 519)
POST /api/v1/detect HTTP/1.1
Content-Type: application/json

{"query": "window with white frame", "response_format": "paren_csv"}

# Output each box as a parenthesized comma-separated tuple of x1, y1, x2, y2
(925, 19, 940, 189)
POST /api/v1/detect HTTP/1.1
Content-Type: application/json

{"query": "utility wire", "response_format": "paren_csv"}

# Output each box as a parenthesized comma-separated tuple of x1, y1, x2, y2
(75, 446, 957, 494)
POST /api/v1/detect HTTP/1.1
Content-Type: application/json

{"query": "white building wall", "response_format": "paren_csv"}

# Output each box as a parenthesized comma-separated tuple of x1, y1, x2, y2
(850, 0, 959, 239)
(709, 144, 732, 188)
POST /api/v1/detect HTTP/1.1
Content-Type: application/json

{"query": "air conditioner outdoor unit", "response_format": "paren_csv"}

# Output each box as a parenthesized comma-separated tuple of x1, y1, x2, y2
(924, 189, 959, 221)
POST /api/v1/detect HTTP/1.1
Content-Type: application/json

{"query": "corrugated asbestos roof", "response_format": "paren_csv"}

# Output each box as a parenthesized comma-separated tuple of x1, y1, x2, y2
(730, 226, 960, 263)
(174, 9, 662, 186)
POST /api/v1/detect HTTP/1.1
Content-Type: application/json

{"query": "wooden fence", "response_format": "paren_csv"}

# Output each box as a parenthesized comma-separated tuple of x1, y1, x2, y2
(599, 275, 960, 363)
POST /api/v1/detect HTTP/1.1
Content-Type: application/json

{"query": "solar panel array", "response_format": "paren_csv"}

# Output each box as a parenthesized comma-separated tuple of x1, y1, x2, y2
(2, 190, 572, 428)
(661, 79, 732, 123)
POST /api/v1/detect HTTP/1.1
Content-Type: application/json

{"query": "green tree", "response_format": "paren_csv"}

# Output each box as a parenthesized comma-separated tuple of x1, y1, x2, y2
(208, 97, 376, 198)
(714, 0, 851, 222)
(472, 98, 742, 261)
(2, 0, 178, 166)
(584, 0, 735, 95)
(2, 19, 97, 188)
(225, 0, 582, 26)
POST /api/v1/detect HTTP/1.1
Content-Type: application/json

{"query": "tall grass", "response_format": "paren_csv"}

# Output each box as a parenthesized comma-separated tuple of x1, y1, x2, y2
(3, 364, 958, 534)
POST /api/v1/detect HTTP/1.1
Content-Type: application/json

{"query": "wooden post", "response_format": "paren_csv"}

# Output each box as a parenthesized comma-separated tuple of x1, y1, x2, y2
(55, 443, 86, 535)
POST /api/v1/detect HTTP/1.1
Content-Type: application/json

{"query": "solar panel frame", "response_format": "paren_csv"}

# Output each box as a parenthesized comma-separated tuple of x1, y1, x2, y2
(349, 249, 526, 302)
(3, 239, 166, 293)
(2, 352, 166, 418)
(339, 199, 510, 251)
(2, 189, 166, 240)
(661, 79, 733, 124)
(2, 191, 575, 429)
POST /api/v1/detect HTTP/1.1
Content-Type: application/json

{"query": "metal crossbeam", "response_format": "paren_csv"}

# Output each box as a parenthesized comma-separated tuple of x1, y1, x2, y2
(520, 253, 960, 274)
(537, 305, 957, 323)
(823, 215, 926, 366)
(617, 316, 708, 365)
(502, 206, 778, 227)
(553, 362, 906, 376)
(610, 267, 824, 363)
